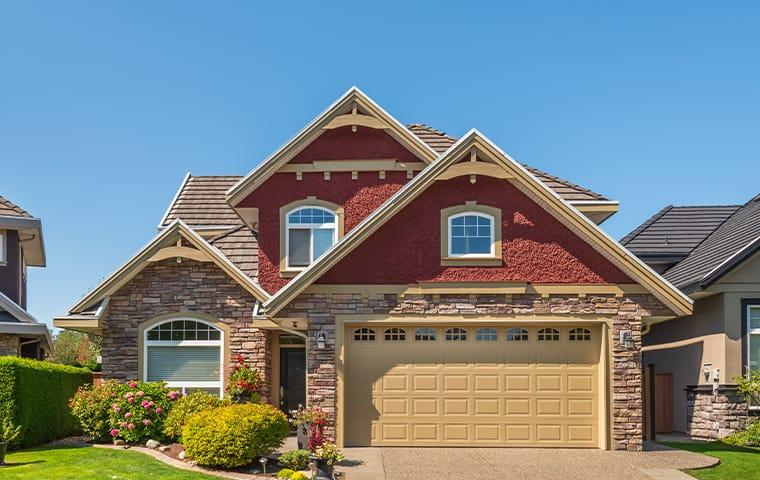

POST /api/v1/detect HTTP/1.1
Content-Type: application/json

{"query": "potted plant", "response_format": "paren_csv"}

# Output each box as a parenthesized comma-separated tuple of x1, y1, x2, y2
(0, 419, 22, 466)
(288, 405, 326, 450)
(226, 355, 261, 403)
(308, 442, 345, 480)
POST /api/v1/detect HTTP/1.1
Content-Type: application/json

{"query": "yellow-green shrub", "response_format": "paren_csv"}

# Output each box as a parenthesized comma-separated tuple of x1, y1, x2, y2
(163, 391, 229, 441)
(183, 403, 289, 467)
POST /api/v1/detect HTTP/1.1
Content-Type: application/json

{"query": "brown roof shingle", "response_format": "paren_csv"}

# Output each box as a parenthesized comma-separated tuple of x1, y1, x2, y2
(407, 124, 608, 201)
(0, 195, 32, 218)
(162, 176, 243, 228)
(209, 226, 259, 279)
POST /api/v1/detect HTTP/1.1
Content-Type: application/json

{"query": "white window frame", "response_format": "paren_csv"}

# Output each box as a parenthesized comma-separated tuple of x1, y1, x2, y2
(447, 212, 495, 258)
(285, 206, 337, 269)
(143, 318, 224, 396)
(0, 230, 6, 265)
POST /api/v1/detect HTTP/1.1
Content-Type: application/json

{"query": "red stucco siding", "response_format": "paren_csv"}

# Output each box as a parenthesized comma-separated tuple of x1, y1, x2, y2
(289, 126, 420, 164)
(239, 126, 426, 293)
(318, 175, 633, 284)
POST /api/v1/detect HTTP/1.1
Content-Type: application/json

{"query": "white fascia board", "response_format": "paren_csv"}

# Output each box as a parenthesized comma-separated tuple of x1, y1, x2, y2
(157, 172, 192, 229)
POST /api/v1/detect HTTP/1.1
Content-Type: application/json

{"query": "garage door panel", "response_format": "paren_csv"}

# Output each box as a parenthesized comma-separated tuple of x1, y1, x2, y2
(346, 325, 601, 447)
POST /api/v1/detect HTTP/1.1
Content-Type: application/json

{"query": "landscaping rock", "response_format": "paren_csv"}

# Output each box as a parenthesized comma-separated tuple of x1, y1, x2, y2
(146, 439, 160, 449)
(158, 446, 170, 453)
(113, 440, 125, 446)
(178, 450, 186, 460)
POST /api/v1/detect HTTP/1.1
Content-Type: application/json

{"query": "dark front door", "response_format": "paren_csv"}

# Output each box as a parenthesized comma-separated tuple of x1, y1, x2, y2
(280, 348, 306, 413)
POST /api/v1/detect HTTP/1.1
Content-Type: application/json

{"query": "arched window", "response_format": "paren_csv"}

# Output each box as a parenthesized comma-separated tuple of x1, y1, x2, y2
(384, 327, 406, 341)
(353, 327, 376, 341)
(144, 319, 223, 396)
(448, 212, 494, 257)
(286, 206, 337, 268)
(445, 327, 467, 341)
(537, 328, 560, 342)
(506, 327, 529, 342)
(569, 328, 592, 341)
(415, 327, 437, 341)
(476, 327, 498, 341)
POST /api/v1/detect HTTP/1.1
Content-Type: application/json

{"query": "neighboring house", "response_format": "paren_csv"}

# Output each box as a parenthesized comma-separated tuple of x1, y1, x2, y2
(54, 87, 692, 451)
(622, 196, 760, 439)
(0, 195, 51, 358)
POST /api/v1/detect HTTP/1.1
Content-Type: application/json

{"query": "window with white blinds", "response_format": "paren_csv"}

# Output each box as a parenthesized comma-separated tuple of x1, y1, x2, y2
(143, 319, 223, 396)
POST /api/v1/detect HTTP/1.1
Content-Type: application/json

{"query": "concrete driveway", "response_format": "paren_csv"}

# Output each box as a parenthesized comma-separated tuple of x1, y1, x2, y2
(339, 443, 717, 480)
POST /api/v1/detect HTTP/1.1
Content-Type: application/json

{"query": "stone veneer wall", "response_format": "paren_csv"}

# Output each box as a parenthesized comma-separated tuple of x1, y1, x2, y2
(101, 258, 272, 402)
(279, 292, 664, 451)
(0, 333, 19, 356)
(686, 385, 748, 440)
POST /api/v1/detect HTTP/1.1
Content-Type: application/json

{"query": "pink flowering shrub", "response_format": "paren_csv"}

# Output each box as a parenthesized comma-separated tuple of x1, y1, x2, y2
(108, 381, 178, 443)
(70, 379, 180, 444)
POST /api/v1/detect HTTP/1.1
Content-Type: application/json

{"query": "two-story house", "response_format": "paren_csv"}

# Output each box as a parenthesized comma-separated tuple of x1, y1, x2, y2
(623, 195, 760, 440)
(0, 195, 51, 358)
(54, 88, 692, 451)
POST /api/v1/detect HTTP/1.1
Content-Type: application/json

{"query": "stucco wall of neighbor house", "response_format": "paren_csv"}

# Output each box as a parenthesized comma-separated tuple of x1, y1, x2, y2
(278, 291, 666, 451)
(100, 258, 272, 401)
(319, 175, 633, 285)
(0, 333, 19, 356)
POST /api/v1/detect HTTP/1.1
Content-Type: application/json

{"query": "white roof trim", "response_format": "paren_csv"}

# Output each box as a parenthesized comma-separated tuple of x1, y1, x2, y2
(69, 219, 269, 313)
(701, 234, 760, 285)
(0, 290, 40, 324)
(225, 86, 439, 205)
(157, 172, 191, 229)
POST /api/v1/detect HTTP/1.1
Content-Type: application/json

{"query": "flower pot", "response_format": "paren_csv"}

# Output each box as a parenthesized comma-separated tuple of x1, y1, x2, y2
(0, 442, 7, 466)
(296, 423, 310, 450)
(308, 455, 334, 480)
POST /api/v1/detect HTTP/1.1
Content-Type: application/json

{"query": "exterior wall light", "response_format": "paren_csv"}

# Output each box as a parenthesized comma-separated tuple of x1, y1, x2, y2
(316, 331, 326, 349)
(620, 330, 635, 350)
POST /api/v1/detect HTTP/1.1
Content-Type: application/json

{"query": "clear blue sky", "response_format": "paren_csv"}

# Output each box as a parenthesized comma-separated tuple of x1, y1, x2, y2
(2, 1, 758, 330)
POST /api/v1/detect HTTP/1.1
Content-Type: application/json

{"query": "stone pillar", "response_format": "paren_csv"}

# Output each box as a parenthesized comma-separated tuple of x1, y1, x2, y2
(686, 385, 748, 440)
(611, 312, 643, 451)
(0, 334, 19, 356)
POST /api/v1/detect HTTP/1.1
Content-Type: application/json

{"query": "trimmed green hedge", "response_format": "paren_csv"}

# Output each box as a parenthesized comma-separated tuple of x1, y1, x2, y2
(0, 356, 92, 447)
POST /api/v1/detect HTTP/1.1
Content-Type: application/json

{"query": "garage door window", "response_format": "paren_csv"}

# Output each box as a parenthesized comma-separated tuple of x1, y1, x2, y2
(415, 328, 437, 341)
(445, 327, 467, 341)
(384, 328, 406, 341)
(476, 328, 498, 341)
(506, 327, 529, 341)
(538, 328, 560, 341)
(353, 328, 376, 341)
(569, 328, 592, 341)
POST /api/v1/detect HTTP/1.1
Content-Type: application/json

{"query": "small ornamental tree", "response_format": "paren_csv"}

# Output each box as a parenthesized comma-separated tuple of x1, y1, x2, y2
(227, 355, 261, 403)
(735, 371, 760, 406)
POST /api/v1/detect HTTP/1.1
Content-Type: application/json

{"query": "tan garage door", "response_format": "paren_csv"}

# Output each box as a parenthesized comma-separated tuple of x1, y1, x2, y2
(345, 324, 602, 447)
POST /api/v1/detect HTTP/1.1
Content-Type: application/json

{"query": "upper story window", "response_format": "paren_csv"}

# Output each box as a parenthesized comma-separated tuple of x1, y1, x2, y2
(448, 213, 494, 257)
(286, 207, 337, 268)
(440, 203, 502, 266)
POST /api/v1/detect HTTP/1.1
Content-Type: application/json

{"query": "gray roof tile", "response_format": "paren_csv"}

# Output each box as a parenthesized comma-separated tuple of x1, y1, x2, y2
(621, 205, 740, 258)
(664, 195, 760, 291)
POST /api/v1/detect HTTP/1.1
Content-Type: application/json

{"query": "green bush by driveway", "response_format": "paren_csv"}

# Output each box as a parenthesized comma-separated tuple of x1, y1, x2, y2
(663, 441, 760, 480)
(0, 357, 92, 447)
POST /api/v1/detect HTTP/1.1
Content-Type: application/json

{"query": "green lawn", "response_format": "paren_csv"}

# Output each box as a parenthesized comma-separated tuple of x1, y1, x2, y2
(1, 444, 217, 479)
(663, 441, 760, 480)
